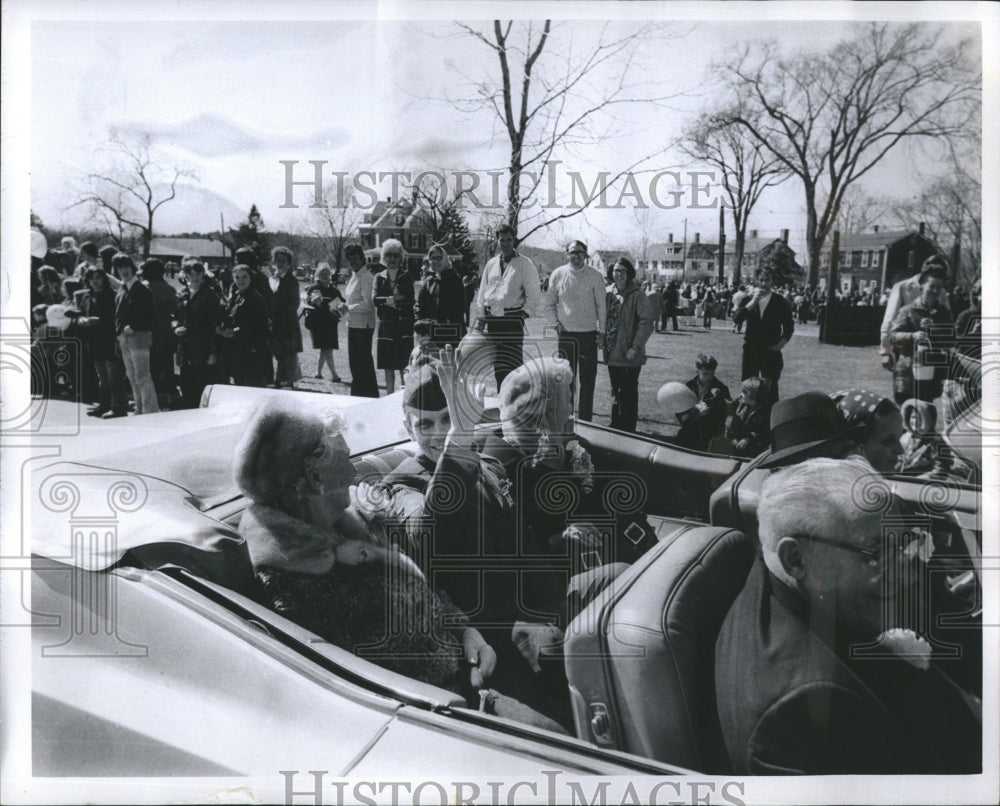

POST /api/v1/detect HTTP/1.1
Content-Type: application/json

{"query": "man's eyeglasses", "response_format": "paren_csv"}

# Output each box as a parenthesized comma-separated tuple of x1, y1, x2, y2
(789, 531, 929, 566)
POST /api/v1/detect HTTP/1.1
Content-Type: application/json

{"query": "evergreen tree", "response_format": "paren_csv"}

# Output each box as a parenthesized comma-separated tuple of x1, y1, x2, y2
(433, 202, 477, 274)
(232, 204, 272, 265)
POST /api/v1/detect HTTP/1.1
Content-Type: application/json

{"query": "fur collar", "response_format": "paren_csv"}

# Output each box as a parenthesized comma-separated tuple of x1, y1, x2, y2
(240, 502, 425, 580)
(240, 503, 338, 575)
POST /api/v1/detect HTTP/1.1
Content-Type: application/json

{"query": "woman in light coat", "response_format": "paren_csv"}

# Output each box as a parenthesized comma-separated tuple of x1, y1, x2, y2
(602, 258, 657, 432)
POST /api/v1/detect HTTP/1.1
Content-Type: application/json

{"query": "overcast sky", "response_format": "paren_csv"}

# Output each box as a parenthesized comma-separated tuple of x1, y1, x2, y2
(24, 2, 986, 256)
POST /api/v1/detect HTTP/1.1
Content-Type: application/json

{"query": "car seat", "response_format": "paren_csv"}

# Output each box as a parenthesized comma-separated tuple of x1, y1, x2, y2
(563, 525, 756, 772)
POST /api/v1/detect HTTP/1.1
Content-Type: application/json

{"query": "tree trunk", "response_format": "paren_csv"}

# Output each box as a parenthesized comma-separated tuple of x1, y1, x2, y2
(805, 192, 820, 287)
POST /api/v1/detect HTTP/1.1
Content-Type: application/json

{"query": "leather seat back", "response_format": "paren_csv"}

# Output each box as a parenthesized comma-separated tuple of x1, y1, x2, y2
(564, 526, 755, 772)
(352, 444, 417, 483)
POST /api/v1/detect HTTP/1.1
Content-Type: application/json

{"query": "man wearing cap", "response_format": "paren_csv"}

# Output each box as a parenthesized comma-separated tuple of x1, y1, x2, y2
(112, 253, 160, 416)
(343, 242, 379, 397)
(733, 268, 794, 397)
(471, 224, 541, 389)
(715, 457, 981, 774)
(382, 354, 572, 724)
(542, 241, 606, 422)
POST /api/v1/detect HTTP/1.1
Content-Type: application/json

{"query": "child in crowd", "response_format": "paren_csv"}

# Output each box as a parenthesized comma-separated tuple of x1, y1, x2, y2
(726, 376, 776, 458)
(407, 319, 438, 371)
(897, 399, 966, 480)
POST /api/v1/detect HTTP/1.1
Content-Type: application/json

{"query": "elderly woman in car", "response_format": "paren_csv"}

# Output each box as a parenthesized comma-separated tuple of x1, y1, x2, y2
(233, 397, 563, 730)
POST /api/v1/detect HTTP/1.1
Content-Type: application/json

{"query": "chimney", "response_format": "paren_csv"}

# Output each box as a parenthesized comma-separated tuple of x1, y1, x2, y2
(668, 233, 673, 244)
(874, 225, 879, 234)
(750, 229, 757, 239)
(781, 229, 789, 244)
(694, 232, 701, 244)
(919, 221, 925, 236)
(386, 196, 391, 204)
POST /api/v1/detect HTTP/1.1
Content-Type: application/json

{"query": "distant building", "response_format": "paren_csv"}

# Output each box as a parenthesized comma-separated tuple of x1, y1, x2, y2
(357, 193, 458, 275)
(821, 224, 943, 296)
(148, 237, 228, 271)
(590, 248, 634, 281)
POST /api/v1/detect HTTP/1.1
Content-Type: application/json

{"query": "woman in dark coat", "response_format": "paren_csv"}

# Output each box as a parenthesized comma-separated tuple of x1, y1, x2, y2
(174, 260, 220, 408)
(372, 239, 414, 395)
(221, 264, 270, 388)
(269, 246, 303, 388)
(414, 244, 466, 350)
(303, 266, 345, 382)
(77, 267, 127, 417)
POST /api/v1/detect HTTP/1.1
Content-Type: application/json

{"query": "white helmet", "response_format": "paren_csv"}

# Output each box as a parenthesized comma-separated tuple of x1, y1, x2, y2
(656, 381, 698, 416)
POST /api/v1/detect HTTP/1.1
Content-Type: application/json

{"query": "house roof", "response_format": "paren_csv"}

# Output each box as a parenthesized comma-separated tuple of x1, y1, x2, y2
(149, 237, 227, 259)
(591, 248, 633, 265)
(838, 229, 927, 250)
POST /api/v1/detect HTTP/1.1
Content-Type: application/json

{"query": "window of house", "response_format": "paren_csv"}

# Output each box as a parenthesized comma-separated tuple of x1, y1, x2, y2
(394, 214, 404, 226)
(821, 253, 829, 268)
(872, 251, 880, 268)
(410, 234, 420, 250)
(861, 251, 868, 267)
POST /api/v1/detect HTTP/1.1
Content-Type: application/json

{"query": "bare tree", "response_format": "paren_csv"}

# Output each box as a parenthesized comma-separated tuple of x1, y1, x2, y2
(70, 131, 192, 258)
(829, 185, 889, 236)
(305, 184, 362, 276)
(447, 20, 684, 242)
(680, 108, 789, 284)
(719, 22, 980, 285)
(890, 141, 981, 287)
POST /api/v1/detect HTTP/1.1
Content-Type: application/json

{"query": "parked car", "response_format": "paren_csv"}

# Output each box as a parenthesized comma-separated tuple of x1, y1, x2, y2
(25, 386, 982, 787)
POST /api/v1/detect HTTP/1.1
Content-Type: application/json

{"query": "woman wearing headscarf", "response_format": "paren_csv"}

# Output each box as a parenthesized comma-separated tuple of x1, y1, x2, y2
(414, 243, 466, 350)
(233, 398, 564, 731)
(372, 239, 415, 395)
(830, 388, 904, 474)
(602, 257, 657, 432)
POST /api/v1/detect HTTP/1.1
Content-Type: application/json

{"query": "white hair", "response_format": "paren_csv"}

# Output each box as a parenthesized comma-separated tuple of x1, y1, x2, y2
(381, 239, 404, 260)
(758, 456, 888, 586)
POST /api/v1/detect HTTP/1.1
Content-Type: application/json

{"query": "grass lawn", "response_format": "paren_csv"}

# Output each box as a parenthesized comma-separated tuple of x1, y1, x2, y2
(295, 311, 888, 441)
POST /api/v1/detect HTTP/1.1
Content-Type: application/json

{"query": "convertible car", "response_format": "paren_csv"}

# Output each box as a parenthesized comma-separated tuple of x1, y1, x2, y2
(25, 385, 983, 785)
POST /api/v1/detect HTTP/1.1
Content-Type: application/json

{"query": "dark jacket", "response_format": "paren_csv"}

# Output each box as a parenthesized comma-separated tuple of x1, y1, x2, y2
(270, 271, 302, 353)
(383, 444, 526, 624)
(114, 278, 155, 334)
(716, 559, 981, 774)
(176, 284, 220, 367)
(480, 430, 657, 567)
(373, 266, 416, 339)
(415, 268, 467, 344)
(79, 285, 119, 361)
(225, 288, 270, 355)
(733, 292, 794, 360)
(303, 282, 344, 349)
(146, 278, 178, 349)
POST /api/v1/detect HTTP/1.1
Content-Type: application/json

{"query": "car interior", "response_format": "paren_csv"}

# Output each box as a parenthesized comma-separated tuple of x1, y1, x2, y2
(33, 401, 983, 774)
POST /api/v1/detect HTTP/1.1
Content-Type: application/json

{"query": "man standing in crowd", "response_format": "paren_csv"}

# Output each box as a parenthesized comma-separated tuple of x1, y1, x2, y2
(730, 284, 747, 333)
(112, 253, 160, 416)
(234, 246, 274, 385)
(140, 258, 179, 410)
(471, 224, 541, 389)
(716, 458, 980, 774)
(174, 260, 219, 409)
(879, 255, 950, 371)
(543, 240, 606, 422)
(733, 267, 794, 397)
(343, 242, 379, 397)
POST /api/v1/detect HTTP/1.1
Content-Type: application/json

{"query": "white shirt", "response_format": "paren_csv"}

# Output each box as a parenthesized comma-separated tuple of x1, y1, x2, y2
(472, 251, 541, 323)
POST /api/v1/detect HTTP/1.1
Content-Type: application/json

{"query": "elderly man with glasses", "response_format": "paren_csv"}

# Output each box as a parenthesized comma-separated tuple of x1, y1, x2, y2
(715, 457, 980, 775)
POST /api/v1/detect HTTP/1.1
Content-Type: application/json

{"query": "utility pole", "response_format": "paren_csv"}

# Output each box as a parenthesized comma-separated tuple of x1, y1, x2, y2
(717, 205, 726, 284)
(681, 218, 688, 284)
(219, 212, 227, 260)
(821, 230, 840, 344)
